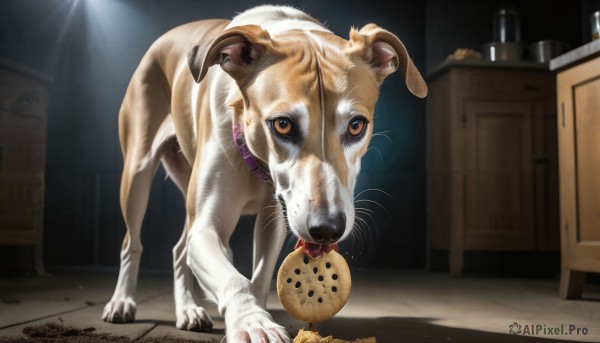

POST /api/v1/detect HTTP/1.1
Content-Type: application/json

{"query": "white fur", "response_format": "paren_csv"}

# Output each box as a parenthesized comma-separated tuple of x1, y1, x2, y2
(190, 82, 200, 140)
(227, 5, 331, 36)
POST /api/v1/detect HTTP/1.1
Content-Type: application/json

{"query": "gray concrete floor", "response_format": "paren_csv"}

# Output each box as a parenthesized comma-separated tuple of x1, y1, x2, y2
(1, 270, 599, 342)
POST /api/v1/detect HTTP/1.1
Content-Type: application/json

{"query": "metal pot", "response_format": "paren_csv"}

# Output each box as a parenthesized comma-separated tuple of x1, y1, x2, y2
(528, 40, 569, 63)
(493, 8, 521, 43)
(590, 11, 600, 40)
(482, 42, 522, 61)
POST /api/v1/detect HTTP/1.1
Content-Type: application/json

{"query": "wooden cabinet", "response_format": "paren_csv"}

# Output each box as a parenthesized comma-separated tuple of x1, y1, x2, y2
(555, 56, 600, 299)
(427, 61, 559, 276)
(0, 58, 51, 275)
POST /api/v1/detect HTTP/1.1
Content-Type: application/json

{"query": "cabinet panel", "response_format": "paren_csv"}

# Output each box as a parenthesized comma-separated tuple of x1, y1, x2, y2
(0, 113, 45, 172)
(573, 78, 600, 243)
(464, 101, 534, 249)
(0, 173, 44, 233)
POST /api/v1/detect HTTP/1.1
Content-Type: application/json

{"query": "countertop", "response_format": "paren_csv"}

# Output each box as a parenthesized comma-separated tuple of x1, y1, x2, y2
(549, 39, 600, 71)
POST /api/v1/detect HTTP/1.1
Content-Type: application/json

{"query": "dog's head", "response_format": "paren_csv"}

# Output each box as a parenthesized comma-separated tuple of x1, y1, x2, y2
(189, 24, 426, 252)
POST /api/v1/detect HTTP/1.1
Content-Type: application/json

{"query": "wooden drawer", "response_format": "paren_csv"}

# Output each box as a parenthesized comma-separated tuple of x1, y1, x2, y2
(451, 68, 555, 99)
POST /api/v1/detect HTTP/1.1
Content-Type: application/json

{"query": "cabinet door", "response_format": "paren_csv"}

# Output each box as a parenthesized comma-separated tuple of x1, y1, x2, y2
(463, 101, 535, 249)
(558, 57, 600, 267)
(573, 78, 600, 246)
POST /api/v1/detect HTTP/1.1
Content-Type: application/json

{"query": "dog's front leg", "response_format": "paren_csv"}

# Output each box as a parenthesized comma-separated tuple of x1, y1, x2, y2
(251, 205, 287, 308)
(185, 171, 289, 341)
(188, 227, 289, 343)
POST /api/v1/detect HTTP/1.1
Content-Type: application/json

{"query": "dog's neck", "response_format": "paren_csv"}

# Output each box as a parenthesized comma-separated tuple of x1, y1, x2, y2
(233, 123, 271, 181)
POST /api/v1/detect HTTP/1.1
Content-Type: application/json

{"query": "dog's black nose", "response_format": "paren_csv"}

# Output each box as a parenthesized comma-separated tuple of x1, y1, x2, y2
(308, 212, 346, 244)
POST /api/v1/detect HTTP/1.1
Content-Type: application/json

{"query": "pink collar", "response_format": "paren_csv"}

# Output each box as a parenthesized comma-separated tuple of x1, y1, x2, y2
(233, 124, 271, 181)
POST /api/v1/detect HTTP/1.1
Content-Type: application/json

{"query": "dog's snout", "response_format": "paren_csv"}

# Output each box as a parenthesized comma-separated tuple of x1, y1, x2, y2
(308, 212, 346, 244)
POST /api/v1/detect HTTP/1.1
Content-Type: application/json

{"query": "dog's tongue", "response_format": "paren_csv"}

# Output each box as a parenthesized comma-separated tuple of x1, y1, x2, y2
(295, 240, 338, 259)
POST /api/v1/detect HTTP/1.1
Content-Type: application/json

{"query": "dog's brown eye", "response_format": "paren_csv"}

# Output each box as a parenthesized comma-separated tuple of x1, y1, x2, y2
(273, 118, 293, 136)
(348, 117, 367, 137)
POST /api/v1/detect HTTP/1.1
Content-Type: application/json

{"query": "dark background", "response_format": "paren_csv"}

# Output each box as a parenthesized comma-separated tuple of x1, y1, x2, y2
(0, 0, 598, 275)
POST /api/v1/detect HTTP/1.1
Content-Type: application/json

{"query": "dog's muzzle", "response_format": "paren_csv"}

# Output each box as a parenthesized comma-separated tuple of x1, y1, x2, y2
(279, 195, 345, 259)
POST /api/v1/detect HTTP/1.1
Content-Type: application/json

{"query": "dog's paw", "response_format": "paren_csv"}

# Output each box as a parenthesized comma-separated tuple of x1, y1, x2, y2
(102, 297, 137, 323)
(227, 309, 290, 343)
(176, 305, 214, 332)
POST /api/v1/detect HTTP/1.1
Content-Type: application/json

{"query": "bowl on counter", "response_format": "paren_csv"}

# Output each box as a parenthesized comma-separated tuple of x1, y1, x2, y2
(529, 40, 569, 63)
(482, 42, 523, 61)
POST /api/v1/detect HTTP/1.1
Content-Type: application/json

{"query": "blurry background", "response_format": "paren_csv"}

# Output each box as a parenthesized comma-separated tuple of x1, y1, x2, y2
(0, 0, 596, 275)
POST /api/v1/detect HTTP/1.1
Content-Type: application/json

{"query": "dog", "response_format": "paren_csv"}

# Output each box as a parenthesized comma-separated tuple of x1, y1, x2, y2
(102, 5, 426, 342)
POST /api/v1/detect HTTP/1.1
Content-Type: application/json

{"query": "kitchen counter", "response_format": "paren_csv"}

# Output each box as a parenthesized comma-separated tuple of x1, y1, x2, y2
(549, 39, 600, 71)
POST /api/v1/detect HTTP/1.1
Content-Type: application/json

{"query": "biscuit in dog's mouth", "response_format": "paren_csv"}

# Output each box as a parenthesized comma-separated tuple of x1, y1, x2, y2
(295, 240, 338, 259)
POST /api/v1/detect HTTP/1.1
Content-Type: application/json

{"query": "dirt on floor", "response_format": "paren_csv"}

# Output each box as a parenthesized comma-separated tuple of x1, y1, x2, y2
(0, 323, 220, 343)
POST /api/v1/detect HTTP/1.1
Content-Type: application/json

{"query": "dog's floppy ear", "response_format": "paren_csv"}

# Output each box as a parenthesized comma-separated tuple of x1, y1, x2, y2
(346, 24, 427, 98)
(188, 24, 273, 84)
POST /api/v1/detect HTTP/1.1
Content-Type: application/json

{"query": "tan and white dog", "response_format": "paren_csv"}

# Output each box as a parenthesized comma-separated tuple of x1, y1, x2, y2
(102, 5, 426, 343)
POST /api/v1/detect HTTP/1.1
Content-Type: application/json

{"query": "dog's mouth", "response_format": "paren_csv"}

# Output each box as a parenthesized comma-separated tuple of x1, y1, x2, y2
(295, 240, 338, 259)
(278, 196, 339, 259)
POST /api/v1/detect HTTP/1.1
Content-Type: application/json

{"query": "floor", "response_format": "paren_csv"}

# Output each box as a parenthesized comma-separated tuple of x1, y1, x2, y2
(0, 270, 599, 342)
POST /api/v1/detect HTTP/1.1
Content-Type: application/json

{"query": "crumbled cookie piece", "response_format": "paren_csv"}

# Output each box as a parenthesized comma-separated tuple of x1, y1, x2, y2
(293, 329, 376, 343)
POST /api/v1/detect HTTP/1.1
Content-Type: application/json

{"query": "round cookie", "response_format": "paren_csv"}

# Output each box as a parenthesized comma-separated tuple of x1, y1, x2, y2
(277, 247, 351, 323)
